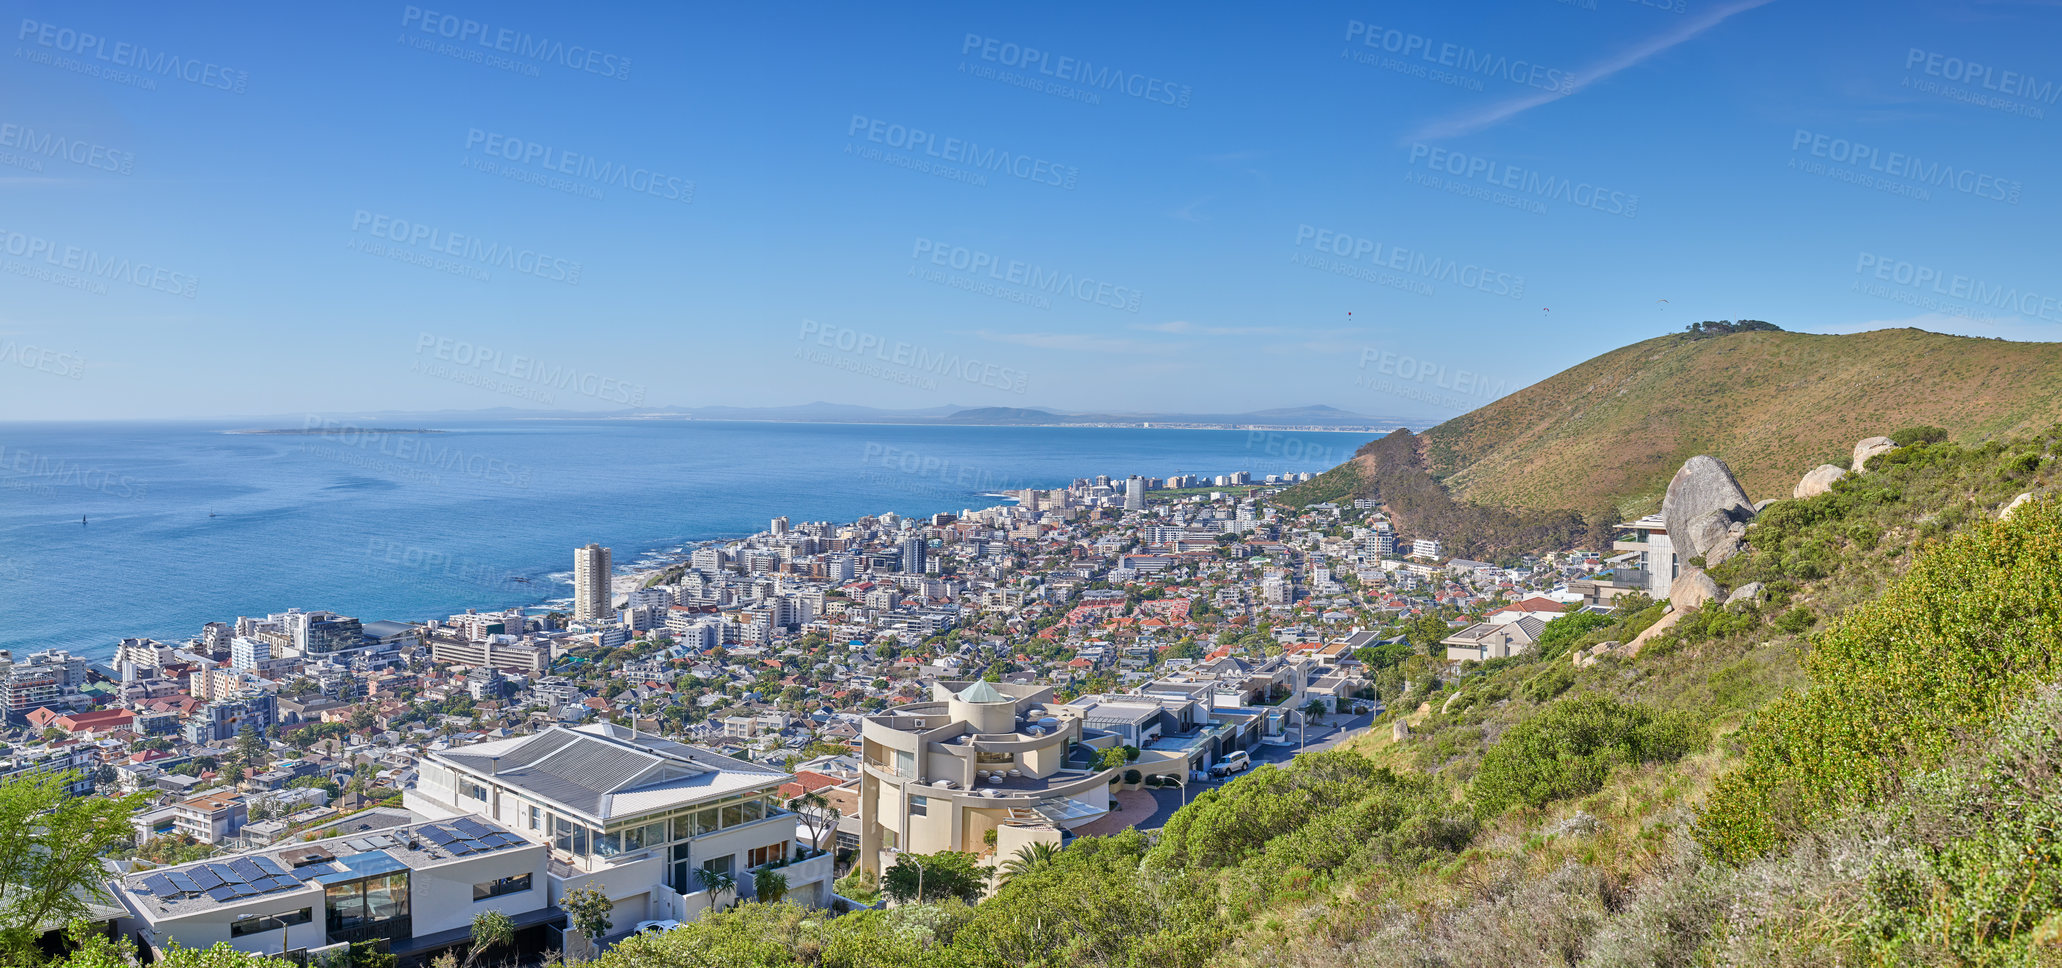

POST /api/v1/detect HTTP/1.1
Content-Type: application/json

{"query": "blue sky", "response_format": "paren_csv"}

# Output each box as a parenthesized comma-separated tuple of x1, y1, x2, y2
(2, 0, 2056, 422)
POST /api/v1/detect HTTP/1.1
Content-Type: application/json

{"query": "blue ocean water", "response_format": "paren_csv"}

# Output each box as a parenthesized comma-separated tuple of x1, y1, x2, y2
(0, 420, 1369, 661)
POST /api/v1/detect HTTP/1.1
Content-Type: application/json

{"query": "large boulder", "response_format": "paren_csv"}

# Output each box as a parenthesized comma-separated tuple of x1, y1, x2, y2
(2003, 492, 2035, 519)
(1669, 569, 1722, 610)
(1724, 581, 1765, 607)
(1853, 436, 1896, 471)
(1794, 464, 1847, 499)
(1662, 455, 1757, 564)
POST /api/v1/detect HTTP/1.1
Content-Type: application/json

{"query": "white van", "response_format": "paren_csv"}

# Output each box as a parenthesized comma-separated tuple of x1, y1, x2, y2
(1211, 750, 1251, 777)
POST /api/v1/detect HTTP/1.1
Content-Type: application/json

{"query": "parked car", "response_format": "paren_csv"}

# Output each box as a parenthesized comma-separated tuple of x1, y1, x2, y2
(1210, 750, 1251, 777)
(634, 919, 683, 935)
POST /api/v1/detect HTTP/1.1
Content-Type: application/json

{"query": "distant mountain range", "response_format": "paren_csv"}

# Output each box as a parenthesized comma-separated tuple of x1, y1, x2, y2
(277, 402, 1428, 432)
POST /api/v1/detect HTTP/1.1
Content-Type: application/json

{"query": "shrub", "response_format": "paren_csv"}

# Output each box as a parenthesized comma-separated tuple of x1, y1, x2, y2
(1471, 695, 1701, 816)
(1890, 425, 1949, 446)
(1699, 497, 2062, 864)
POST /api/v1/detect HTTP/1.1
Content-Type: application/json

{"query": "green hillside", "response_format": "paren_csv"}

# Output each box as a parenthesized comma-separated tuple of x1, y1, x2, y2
(1420, 327, 2062, 515)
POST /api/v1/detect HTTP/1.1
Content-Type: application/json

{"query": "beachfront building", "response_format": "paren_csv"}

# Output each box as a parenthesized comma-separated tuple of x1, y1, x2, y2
(109, 815, 554, 963)
(573, 543, 613, 622)
(858, 681, 1117, 874)
(406, 723, 832, 928)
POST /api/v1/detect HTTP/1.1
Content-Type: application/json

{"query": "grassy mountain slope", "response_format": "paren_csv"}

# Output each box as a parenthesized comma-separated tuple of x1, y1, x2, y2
(1422, 327, 2062, 514)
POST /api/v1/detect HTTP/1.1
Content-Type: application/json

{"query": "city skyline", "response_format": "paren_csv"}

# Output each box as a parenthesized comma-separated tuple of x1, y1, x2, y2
(4, 1, 2056, 422)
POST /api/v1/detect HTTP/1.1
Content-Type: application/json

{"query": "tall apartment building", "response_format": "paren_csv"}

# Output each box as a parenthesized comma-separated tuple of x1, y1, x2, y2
(900, 536, 925, 574)
(573, 544, 613, 622)
(1125, 476, 1146, 511)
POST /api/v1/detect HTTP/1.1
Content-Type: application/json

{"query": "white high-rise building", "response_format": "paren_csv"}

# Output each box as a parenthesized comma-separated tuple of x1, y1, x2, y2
(1125, 476, 1146, 511)
(574, 543, 613, 622)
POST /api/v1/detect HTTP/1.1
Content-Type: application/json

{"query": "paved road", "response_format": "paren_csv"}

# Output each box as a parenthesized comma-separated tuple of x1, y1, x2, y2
(1130, 711, 1375, 830)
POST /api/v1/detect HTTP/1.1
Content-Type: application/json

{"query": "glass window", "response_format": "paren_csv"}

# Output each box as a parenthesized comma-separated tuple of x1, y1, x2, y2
(895, 750, 916, 778)
(231, 908, 312, 937)
(721, 803, 742, 827)
(593, 831, 621, 857)
(644, 821, 667, 845)
(741, 799, 763, 823)
(473, 873, 531, 901)
(702, 855, 733, 877)
(325, 882, 365, 930)
(672, 843, 691, 863)
(909, 795, 929, 817)
(572, 825, 589, 856)
(697, 808, 719, 834)
(552, 815, 573, 853)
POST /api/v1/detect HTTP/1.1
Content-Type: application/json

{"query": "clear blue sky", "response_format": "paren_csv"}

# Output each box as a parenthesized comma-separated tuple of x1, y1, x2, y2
(2, 0, 2055, 422)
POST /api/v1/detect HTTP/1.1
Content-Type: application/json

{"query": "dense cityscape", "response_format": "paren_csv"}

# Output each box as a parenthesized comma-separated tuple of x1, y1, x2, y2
(0, 465, 1637, 963)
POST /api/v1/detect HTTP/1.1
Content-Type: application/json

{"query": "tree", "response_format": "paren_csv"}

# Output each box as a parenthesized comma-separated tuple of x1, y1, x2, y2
(51, 923, 298, 967)
(882, 850, 986, 905)
(753, 867, 789, 904)
(560, 885, 615, 943)
(0, 771, 146, 958)
(788, 790, 839, 852)
(997, 841, 1061, 886)
(694, 867, 737, 908)
(461, 910, 513, 968)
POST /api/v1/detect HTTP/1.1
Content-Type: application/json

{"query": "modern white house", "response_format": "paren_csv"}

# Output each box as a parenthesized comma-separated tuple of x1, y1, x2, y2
(109, 815, 555, 963)
(404, 723, 833, 929)
(1614, 514, 1677, 597)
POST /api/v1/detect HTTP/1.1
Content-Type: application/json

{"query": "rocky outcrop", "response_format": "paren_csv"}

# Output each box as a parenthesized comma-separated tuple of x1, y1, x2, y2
(1853, 436, 1896, 471)
(1623, 609, 1685, 656)
(2003, 492, 2035, 519)
(1793, 464, 1847, 499)
(1670, 570, 1722, 610)
(1724, 581, 1765, 607)
(1662, 456, 1757, 567)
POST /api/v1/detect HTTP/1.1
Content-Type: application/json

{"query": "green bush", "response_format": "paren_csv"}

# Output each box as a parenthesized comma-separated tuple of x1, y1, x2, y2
(1890, 425, 1948, 446)
(1699, 497, 2062, 864)
(1471, 695, 1701, 816)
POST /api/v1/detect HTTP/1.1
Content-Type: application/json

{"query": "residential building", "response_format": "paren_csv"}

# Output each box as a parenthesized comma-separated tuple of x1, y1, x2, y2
(406, 723, 832, 926)
(574, 544, 613, 623)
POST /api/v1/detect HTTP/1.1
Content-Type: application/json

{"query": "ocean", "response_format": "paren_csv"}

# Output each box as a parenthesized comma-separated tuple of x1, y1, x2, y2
(0, 419, 1370, 662)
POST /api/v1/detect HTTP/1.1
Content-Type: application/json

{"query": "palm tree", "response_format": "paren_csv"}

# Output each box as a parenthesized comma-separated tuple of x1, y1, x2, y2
(753, 867, 789, 904)
(997, 841, 1061, 886)
(789, 790, 840, 852)
(694, 867, 737, 909)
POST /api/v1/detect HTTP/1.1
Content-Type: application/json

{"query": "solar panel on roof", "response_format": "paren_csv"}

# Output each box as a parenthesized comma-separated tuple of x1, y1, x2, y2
(484, 833, 523, 848)
(420, 825, 455, 845)
(264, 876, 301, 892)
(141, 874, 176, 895)
(203, 863, 237, 883)
(448, 841, 477, 855)
(207, 885, 238, 902)
(228, 858, 265, 881)
(165, 871, 198, 894)
(254, 857, 287, 876)
(189, 867, 223, 890)
(452, 817, 495, 837)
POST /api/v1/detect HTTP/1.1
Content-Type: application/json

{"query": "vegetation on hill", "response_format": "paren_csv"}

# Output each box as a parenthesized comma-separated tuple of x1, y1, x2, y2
(1411, 327, 2062, 517)
(575, 428, 2062, 967)
(1275, 429, 1615, 559)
